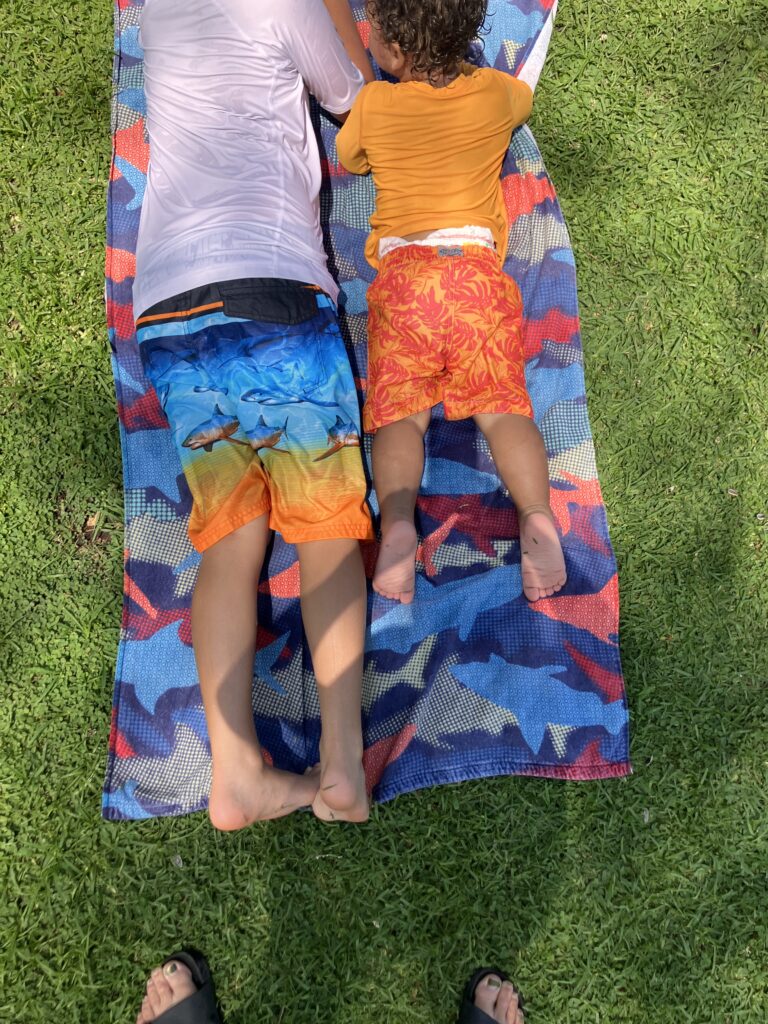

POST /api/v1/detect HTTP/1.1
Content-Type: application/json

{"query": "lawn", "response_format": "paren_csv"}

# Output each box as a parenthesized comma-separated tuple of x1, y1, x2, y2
(1, 1, 766, 1022)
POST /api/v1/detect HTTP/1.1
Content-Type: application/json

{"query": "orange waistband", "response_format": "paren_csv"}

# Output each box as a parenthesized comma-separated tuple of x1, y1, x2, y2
(135, 300, 224, 327)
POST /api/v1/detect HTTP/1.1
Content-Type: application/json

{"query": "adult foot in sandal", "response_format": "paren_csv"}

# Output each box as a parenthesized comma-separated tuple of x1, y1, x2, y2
(136, 949, 221, 1024)
(459, 968, 525, 1024)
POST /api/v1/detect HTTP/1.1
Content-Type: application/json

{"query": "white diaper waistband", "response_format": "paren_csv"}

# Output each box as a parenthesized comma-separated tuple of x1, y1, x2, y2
(378, 225, 495, 260)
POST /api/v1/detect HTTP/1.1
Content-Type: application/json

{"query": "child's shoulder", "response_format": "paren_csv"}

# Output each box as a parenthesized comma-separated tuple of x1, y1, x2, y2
(470, 65, 529, 95)
(469, 66, 533, 121)
(355, 79, 397, 108)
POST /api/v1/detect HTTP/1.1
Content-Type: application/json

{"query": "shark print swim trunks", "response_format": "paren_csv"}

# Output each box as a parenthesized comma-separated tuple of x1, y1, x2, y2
(136, 279, 373, 551)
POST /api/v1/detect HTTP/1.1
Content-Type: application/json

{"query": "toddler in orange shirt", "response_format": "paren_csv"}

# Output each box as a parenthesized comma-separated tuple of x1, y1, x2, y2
(337, 0, 566, 604)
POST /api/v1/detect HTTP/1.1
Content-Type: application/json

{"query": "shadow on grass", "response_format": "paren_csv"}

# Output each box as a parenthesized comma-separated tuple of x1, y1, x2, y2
(246, 782, 569, 1024)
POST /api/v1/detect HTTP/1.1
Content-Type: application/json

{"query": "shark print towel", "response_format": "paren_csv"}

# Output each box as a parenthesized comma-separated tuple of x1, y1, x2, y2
(103, 0, 630, 820)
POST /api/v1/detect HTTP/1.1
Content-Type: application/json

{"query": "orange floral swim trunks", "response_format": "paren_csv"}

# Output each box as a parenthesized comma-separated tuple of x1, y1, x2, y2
(364, 245, 533, 432)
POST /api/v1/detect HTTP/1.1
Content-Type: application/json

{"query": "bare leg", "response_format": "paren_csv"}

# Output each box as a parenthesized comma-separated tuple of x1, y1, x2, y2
(192, 515, 319, 830)
(473, 412, 567, 601)
(371, 408, 432, 603)
(298, 538, 369, 823)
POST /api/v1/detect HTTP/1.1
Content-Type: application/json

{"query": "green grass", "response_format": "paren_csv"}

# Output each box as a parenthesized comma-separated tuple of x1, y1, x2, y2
(1, 1, 767, 1021)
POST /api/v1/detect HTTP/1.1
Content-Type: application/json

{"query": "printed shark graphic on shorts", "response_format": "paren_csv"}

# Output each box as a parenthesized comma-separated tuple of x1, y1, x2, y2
(245, 416, 290, 453)
(313, 416, 361, 461)
(182, 405, 241, 452)
(240, 385, 338, 409)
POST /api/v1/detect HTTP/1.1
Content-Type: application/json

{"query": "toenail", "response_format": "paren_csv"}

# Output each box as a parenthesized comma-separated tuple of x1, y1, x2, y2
(485, 977, 502, 989)
(163, 962, 178, 975)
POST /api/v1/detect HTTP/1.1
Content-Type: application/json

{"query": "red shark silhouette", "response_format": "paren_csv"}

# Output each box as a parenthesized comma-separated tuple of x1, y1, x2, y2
(259, 561, 301, 599)
(109, 709, 136, 758)
(566, 641, 624, 702)
(114, 119, 149, 171)
(107, 297, 135, 341)
(417, 493, 520, 568)
(119, 388, 168, 432)
(571, 738, 628, 777)
(418, 512, 462, 576)
(123, 564, 190, 641)
(529, 574, 619, 647)
(357, 19, 371, 47)
(549, 471, 604, 535)
(105, 246, 136, 283)
(123, 603, 188, 643)
(522, 310, 580, 360)
(569, 505, 612, 558)
(363, 723, 417, 791)
(125, 568, 157, 618)
(572, 739, 606, 768)
(417, 473, 606, 572)
(503, 172, 557, 221)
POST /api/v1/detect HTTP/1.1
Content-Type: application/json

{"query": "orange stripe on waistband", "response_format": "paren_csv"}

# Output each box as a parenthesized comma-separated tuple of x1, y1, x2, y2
(135, 300, 224, 326)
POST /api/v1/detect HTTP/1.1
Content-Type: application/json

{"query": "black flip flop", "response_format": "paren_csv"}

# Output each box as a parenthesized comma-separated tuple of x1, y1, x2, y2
(458, 967, 526, 1024)
(152, 949, 222, 1024)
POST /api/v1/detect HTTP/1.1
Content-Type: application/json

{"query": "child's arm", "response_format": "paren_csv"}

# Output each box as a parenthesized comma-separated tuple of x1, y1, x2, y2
(336, 89, 370, 175)
(322, 0, 375, 84)
(505, 76, 533, 129)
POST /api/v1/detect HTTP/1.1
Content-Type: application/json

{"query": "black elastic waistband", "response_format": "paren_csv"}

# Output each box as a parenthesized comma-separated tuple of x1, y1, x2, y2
(136, 278, 327, 327)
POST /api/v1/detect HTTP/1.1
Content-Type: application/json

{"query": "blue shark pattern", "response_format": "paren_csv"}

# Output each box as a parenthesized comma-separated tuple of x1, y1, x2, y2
(369, 564, 525, 655)
(450, 654, 628, 755)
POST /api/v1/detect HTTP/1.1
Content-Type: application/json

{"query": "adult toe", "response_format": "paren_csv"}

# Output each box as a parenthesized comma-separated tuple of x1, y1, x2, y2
(495, 981, 518, 1022)
(150, 966, 173, 1001)
(139, 992, 154, 1022)
(138, 959, 196, 1022)
(473, 973, 502, 1016)
(163, 960, 195, 996)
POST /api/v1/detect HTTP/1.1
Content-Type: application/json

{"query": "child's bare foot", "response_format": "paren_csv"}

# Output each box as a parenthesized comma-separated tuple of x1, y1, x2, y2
(208, 752, 319, 830)
(470, 974, 525, 1024)
(373, 520, 418, 603)
(136, 960, 197, 1024)
(520, 508, 567, 602)
(312, 747, 369, 823)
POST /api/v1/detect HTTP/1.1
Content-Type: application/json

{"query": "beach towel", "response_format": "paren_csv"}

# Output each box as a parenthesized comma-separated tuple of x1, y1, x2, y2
(103, 0, 630, 821)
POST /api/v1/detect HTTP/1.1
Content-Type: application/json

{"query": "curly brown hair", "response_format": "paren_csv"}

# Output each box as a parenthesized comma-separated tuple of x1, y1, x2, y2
(366, 0, 488, 79)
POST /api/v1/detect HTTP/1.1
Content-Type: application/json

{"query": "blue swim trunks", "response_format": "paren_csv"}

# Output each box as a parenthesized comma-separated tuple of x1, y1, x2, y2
(136, 278, 373, 551)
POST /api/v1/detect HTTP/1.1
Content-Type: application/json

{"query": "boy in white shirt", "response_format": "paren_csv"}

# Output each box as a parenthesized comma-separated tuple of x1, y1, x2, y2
(134, 0, 374, 826)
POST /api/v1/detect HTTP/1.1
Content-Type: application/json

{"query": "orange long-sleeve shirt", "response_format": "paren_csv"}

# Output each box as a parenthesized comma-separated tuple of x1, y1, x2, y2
(336, 65, 533, 268)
